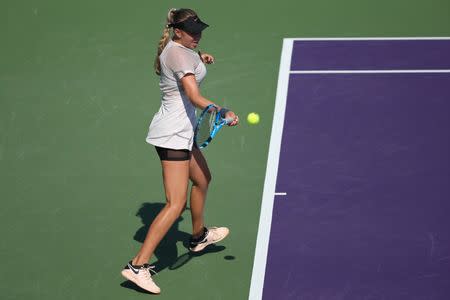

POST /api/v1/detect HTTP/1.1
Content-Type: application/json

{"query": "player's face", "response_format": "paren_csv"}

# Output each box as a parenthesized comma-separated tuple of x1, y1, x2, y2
(175, 29, 202, 49)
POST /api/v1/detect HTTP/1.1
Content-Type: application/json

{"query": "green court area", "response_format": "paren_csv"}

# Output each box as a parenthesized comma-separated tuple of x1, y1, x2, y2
(1, 1, 449, 299)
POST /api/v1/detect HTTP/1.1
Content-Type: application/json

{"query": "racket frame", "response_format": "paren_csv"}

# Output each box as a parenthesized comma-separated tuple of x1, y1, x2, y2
(194, 104, 233, 149)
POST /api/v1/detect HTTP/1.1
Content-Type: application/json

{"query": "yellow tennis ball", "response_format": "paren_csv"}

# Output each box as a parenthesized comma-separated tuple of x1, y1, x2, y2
(247, 112, 260, 125)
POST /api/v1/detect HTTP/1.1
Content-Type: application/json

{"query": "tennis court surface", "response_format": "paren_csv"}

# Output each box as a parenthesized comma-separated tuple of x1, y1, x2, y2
(250, 38, 450, 299)
(2, 1, 450, 298)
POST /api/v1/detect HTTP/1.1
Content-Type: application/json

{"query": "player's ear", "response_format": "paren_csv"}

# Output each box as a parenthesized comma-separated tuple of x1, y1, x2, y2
(173, 28, 182, 39)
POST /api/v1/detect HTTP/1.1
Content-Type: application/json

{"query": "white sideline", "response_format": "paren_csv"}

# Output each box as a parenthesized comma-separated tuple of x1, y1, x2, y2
(248, 38, 293, 300)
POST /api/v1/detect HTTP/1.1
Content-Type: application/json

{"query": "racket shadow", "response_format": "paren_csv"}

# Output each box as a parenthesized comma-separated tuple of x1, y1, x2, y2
(169, 244, 226, 270)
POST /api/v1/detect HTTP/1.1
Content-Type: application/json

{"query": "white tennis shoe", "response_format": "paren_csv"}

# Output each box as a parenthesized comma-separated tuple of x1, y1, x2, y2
(121, 262, 161, 294)
(189, 226, 230, 252)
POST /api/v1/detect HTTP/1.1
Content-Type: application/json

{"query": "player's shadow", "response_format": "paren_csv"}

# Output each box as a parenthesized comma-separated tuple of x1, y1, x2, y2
(133, 202, 193, 271)
(120, 202, 226, 293)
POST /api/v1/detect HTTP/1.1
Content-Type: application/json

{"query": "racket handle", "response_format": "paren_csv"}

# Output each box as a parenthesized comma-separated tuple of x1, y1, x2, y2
(224, 117, 235, 124)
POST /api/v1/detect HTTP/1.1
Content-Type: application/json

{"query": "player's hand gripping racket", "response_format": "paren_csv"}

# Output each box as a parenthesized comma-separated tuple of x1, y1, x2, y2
(194, 104, 235, 149)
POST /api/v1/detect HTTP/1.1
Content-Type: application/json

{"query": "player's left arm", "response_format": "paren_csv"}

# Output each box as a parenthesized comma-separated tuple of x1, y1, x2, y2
(196, 52, 239, 125)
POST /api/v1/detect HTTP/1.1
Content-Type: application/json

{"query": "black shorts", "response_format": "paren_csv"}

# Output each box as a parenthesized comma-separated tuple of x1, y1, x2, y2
(155, 146, 192, 161)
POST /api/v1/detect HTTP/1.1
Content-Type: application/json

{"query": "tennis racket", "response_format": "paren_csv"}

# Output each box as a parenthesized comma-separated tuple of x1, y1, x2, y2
(194, 104, 234, 149)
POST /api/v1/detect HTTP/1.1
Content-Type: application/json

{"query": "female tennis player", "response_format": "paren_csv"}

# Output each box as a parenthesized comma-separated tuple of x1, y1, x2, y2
(121, 8, 238, 294)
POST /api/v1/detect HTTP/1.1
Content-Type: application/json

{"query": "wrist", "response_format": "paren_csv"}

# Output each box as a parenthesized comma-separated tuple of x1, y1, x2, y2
(219, 107, 230, 118)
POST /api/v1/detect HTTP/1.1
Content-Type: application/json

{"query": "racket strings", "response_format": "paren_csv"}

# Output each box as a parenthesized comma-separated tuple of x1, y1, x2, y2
(197, 110, 216, 146)
(208, 110, 216, 131)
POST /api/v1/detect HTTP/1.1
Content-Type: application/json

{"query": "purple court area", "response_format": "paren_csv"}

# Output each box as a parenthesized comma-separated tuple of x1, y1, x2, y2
(291, 39, 450, 70)
(263, 40, 450, 299)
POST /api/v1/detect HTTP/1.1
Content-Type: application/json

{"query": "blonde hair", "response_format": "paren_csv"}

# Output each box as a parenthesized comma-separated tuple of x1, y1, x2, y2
(154, 8, 198, 75)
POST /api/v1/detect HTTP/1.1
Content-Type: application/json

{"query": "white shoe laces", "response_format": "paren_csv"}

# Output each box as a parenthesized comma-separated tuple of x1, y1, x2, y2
(140, 265, 157, 280)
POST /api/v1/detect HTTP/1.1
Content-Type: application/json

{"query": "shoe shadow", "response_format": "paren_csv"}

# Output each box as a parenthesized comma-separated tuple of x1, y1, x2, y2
(119, 280, 153, 294)
(120, 202, 227, 293)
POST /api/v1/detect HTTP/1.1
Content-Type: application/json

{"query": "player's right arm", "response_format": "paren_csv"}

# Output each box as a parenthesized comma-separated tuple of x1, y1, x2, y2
(181, 74, 215, 110)
(181, 74, 239, 126)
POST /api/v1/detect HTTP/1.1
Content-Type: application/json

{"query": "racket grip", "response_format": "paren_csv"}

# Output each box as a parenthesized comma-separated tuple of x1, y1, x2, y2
(224, 117, 235, 124)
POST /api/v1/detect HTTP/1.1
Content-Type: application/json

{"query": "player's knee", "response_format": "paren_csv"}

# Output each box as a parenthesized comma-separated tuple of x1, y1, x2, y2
(166, 199, 186, 215)
(191, 173, 211, 189)
(200, 174, 211, 189)
(205, 173, 212, 185)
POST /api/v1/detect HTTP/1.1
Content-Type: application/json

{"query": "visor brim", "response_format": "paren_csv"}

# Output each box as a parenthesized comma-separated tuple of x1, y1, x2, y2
(172, 17, 209, 34)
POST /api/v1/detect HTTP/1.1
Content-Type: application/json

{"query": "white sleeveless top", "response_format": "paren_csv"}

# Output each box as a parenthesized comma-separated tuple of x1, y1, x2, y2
(146, 40, 207, 150)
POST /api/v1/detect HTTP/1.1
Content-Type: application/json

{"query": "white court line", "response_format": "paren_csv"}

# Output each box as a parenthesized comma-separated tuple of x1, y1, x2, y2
(289, 37, 450, 75)
(274, 192, 287, 196)
(248, 39, 293, 300)
(287, 37, 450, 41)
(291, 69, 450, 74)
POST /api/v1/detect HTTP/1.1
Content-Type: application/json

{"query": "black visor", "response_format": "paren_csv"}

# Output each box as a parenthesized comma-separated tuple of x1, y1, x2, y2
(170, 16, 209, 34)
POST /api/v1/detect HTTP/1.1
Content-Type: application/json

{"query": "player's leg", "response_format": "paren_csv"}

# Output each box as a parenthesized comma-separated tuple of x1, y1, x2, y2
(188, 146, 211, 238)
(121, 148, 190, 293)
(132, 159, 190, 265)
(188, 146, 229, 252)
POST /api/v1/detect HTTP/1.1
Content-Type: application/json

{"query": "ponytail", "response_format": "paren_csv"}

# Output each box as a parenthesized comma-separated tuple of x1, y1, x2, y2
(154, 8, 177, 75)
(153, 8, 198, 75)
